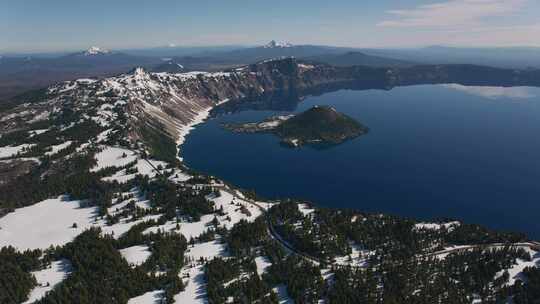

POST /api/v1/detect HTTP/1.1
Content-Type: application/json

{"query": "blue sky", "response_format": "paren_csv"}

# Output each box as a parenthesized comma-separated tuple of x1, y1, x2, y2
(2, 0, 539, 52)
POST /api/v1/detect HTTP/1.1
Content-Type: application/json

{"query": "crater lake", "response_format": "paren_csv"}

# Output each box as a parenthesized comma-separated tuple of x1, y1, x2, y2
(182, 84, 540, 238)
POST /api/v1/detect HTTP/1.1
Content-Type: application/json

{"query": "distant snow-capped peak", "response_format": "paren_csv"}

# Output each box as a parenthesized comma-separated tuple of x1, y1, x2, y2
(84, 46, 110, 56)
(264, 40, 293, 48)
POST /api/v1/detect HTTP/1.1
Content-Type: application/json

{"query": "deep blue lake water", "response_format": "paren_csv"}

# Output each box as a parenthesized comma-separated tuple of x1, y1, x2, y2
(183, 84, 540, 238)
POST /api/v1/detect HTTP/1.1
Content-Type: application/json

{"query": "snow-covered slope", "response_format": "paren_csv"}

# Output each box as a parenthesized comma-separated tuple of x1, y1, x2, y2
(264, 40, 293, 48)
(1, 58, 341, 161)
(84, 46, 111, 56)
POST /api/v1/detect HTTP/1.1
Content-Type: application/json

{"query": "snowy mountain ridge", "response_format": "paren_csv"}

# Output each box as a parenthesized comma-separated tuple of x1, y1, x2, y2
(84, 46, 111, 56)
(264, 40, 294, 48)
(1, 58, 328, 162)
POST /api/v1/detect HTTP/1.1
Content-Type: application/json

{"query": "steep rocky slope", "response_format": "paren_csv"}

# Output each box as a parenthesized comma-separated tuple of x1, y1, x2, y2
(1, 58, 539, 161)
(0, 58, 367, 159)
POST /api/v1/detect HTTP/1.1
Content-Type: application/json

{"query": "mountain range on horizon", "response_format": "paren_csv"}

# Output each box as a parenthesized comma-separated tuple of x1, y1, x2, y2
(2, 41, 540, 104)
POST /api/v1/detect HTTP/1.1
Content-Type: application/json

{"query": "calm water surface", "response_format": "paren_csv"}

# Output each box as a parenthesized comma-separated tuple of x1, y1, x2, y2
(183, 84, 540, 238)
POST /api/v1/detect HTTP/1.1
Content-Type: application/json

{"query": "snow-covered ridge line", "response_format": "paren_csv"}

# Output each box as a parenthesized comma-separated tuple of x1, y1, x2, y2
(264, 40, 293, 48)
(84, 46, 110, 56)
(86, 59, 304, 156)
(6, 57, 353, 162)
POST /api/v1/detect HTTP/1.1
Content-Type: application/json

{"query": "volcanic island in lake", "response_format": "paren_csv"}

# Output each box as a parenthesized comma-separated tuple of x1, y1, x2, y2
(222, 105, 369, 147)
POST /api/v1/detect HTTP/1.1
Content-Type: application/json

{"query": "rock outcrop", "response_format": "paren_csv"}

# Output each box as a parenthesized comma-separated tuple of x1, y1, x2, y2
(1, 58, 539, 156)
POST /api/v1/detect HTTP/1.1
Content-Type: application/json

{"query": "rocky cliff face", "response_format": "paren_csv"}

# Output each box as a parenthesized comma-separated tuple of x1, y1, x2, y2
(0, 58, 364, 148)
(1, 58, 538, 158)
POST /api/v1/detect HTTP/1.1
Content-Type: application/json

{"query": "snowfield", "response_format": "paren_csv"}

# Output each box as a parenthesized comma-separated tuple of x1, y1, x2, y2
(99, 214, 164, 240)
(334, 242, 372, 267)
(0, 195, 162, 250)
(0, 197, 98, 250)
(168, 169, 191, 183)
(143, 190, 262, 240)
(143, 214, 214, 240)
(255, 255, 272, 276)
(495, 247, 540, 286)
(173, 238, 230, 303)
(23, 259, 72, 304)
(298, 203, 315, 217)
(28, 129, 49, 137)
(414, 221, 460, 231)
(127, 290, 165, 304)
(96, 128, 115, 143)
(90, 146, 137, 172)
(107, 188, 151, 216)
(45, 141, 73, 156)
(0, 144, 35, 159)
(209, 190, 263, 229)
(120, 245, 152, 267)
(102, 158, 168, 183)
(185, 239, 229, 261)
(175, 265, 208, 304)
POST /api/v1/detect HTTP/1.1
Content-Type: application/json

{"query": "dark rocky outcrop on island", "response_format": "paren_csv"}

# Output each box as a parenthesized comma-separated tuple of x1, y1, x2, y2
(223, 106, 369, 147)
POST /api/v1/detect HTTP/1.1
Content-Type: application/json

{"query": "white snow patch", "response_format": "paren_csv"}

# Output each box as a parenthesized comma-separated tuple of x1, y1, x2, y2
(143, 214, 213, 240)
(23, 259, 72, 304)
(120, 245, 152, 266)
(173, 239, 229, 304)
(76, 142, 92, 153)
(99, 215, 163, 240)
(95, 128, 115, 143)
(102, 158, 168, 183)
(76, 78, 97, 84)
(0, 197, 97, 250)
(255, 256, 272, 276)
(334, 242, 372, 267)
(28, 129, 49, 137)
(90, 146, 137, 172)
(186, 239, 229, 261)
(495, 247, 540, 286)
(45, 141, 73, 156)
(175, 265, 208, 304)
(0, 195, 161, 250)
(298, 203, 315, 217)
(0, 144, 35, 159)
(127, 290, 164, 304)
(264, 40, 293, 48)
(107, 189, 151, 216)
(209, 190, 263, 229)
(168, 169, 191, 183)
(298, 63, 315, 70)
(84, 46, 110, 55)
(414, 221, 460, 231)
(29, 111, 50, 123)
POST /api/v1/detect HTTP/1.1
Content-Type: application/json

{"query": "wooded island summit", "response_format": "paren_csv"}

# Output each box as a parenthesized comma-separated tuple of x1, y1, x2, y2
(223, 105, 369, 147)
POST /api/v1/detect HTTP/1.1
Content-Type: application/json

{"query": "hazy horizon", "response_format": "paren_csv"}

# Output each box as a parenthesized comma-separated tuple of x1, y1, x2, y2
(4, 43, 540, 57)
(2, 0, 539, 53)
